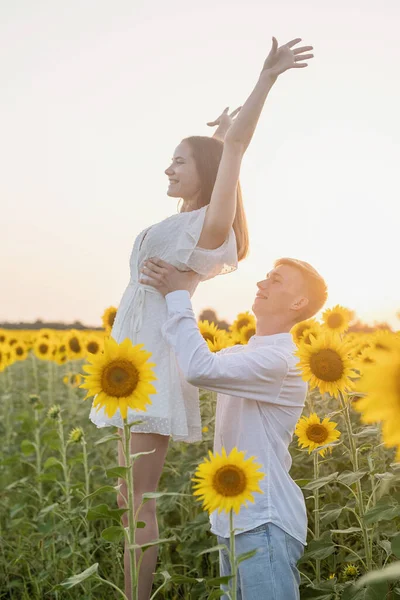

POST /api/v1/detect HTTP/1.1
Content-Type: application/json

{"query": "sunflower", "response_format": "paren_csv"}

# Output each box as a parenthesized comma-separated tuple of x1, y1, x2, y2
(102, 306, 118, 333)
(353, 345, 400, 453)
(342, 564, 359, 581)
(0, 329, 9, 345)
(206, 330, 234, 353)
(229, 312, 256, 336)
(291, 318, 319, 346)
(238, 323, 256, 345)
(65, 330, 85, 360)
(80, 337, 157, 419)
(68, 427, 84, 443)
(12, 341, 28, 362)
(198, 320, 222, 346)
(296, 331, 358, 397)
(302, 322, 322, 346)
(63, 373, 83, 388)
(295, 413, 341, 456)
(322, 305, 352, 334)
(85, 336, 103, 356)
(33, 339, 53, 361)
(369, 330, 399, 354)
(192, 447, 265, 515)
(0, 348, 10, 372)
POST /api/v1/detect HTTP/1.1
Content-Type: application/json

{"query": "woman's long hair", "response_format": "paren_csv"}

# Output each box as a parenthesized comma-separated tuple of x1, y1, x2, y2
(177, 136, 249, 261)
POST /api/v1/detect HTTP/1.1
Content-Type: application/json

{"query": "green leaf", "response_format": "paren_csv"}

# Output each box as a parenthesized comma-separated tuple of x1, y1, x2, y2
(60, 563, 99, 588)
(141, 491, 191, 504)
(206, 575, 232, 586)
(81, 485, 119, 502)
(101, 525, 125, 542)
(355, 560, 400, 588)
(391, 534, 400, 559)
(106, 466, 130, 479)
(94, 433, 122, 445)
(43, 457, 63, 471)
(331, 527, 362, 534)
(127, 420, 144, 427)
(86, 503, 127, 522)
(363, 498, 400, 525)
(237, 548, 259, 564)
(166, 574, 205, 584)
(295, 478, 312, 487)
(303, 472, 339, 491)
(197, 544, 227, 556)
(130, 449, 156, 460)
(338, 470, 368, 486)
(20, 440, 36, 455)
(38, 503, 59, 517)
(136, 521, 146, 528)
(320, 504, 343, 526)
(129, 537, 176, 552)
(302, 535, 335, 560)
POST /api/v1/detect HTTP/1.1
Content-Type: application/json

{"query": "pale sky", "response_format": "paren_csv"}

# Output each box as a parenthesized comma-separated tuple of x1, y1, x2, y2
(2, 0, 399, 329)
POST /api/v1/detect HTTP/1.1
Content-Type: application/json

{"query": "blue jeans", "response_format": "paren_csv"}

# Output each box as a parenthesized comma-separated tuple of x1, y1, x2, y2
(217, 522, 304, 600)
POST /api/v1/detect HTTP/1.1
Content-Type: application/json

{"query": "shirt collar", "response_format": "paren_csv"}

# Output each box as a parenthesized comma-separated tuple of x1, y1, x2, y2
(247, 332, 294, 346)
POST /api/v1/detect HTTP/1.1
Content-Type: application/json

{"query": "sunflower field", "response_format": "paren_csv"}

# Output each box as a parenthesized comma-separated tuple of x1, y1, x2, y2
(1, 305, 400, 599)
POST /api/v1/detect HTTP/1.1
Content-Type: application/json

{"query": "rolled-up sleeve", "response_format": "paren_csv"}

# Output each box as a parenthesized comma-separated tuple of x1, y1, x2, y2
(161, 290, 289, 403)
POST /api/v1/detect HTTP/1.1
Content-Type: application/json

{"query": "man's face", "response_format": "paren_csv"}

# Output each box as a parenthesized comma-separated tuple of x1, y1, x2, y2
(252, 264, 308, 319)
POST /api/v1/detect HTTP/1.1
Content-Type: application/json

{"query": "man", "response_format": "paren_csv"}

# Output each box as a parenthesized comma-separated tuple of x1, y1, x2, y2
(139, 256, 328, 600)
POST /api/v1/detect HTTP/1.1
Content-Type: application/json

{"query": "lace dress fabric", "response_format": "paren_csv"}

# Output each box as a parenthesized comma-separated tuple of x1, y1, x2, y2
(89, 205, 238, 442)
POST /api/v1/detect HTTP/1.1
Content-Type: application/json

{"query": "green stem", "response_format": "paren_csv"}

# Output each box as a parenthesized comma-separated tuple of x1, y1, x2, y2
(96, 575, 129, 599)
(58, 416, 71, 511)
(47, 360, 53, 403)
(338, 391, 372, 571)
(82, 435, 91, 557)
(229, 509, 237, 600)
(34, 410, 43, 506)
(334, 544, 367, 570)
(30, 351, 39, 395)
(124, 420, 137, 600)
(313, 452, 321, 584)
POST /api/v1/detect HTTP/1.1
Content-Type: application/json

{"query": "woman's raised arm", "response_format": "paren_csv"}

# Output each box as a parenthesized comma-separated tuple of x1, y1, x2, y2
(197, 37, 313, 250)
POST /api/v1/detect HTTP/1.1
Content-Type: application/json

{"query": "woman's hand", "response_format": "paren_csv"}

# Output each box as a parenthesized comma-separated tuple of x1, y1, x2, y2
(139, 258, 201, 298)
(207, 106, 242, 141)
(260, 37, 314, 81)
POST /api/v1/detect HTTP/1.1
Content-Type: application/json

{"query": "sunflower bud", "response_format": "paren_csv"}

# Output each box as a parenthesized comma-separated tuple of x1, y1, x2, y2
(47, 405, 61, 420)
(68, 427, 84, 443)
(342, 563, 359, 580)
(28, 394, 40, 407)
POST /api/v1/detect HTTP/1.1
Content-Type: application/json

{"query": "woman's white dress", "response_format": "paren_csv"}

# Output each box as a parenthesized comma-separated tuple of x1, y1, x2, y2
(89, 205, 238, 442)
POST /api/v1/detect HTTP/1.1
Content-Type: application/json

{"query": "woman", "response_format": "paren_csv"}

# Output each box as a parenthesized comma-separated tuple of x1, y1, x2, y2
(89, 36, 313, 600)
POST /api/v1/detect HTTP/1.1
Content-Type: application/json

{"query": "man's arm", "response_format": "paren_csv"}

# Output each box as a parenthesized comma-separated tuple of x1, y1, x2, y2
(161, 290, 296, 405)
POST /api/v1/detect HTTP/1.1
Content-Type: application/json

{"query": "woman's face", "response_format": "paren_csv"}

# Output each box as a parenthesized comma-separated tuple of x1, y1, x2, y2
(164, 141, 201, 208)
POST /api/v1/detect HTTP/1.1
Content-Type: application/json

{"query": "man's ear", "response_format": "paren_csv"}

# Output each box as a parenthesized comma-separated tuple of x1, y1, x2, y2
(291, 296, 309, 313)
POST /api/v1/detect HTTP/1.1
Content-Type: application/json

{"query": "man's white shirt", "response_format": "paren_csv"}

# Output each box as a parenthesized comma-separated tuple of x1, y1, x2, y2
(161, 290, 308, 545)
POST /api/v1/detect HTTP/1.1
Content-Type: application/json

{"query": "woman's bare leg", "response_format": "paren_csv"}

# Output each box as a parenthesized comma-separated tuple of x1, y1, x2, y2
(117, 431, 170, 600)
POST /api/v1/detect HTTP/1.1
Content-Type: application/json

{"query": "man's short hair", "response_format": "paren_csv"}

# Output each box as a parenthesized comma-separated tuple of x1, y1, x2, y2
(273, 257, 328, 321)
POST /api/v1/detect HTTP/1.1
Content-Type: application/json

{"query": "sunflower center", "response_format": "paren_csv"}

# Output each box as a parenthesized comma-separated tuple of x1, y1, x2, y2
(237, 318, 250, 329)
(16, 347, 24, 356)
(213, 465, 247, 497)
(306, 423, 329, 444)
(39, 343, 49, 354)
(310, 348, 344, 382)
(69, 337, 81, 353)
(101, 359, 140, 397)
(87, 341, 100, 354)
(327, 314, 344, 329)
